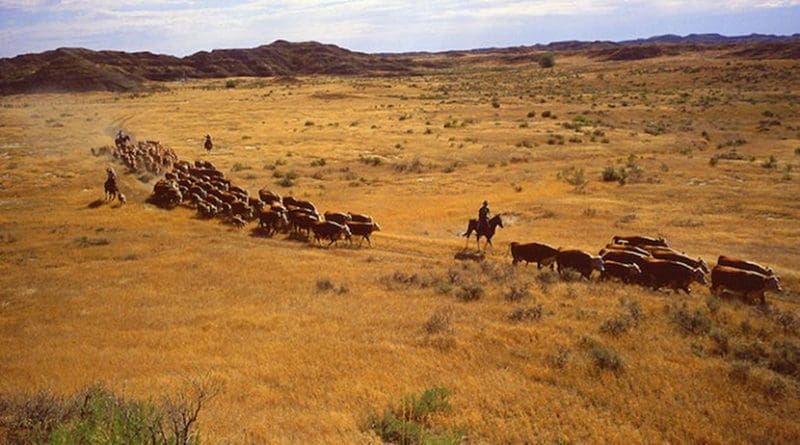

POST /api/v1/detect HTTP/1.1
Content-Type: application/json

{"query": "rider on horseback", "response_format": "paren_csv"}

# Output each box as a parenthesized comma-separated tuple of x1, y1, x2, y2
(106, 166, 117, 183)
(477, 200, 490, 232)
(204, 134, 213, 152)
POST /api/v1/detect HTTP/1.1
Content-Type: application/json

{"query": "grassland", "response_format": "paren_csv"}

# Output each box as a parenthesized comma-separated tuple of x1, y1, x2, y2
(1, 50, 799, 443)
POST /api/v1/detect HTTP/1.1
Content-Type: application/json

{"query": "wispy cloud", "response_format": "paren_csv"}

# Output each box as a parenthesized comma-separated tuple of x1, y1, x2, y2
(0, 0, 798, 57)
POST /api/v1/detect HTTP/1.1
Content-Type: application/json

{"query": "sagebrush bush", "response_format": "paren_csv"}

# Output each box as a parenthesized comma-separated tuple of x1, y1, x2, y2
(538, 52, 555, 68)
(507, 305, 543, 322)
(455, 283, 484, 301)
(670, 306, 712, 335)
(504, 284, 530, 302)
(425, 306, 455, 334)
(366, 387, 465, 445)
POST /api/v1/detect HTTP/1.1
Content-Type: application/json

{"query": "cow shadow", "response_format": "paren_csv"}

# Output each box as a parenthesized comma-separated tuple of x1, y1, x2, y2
(87, 199, 105, 209)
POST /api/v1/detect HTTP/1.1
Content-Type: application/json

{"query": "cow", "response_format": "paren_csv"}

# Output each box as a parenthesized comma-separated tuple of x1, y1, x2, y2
(649, 249, 709, 273)
(259, 209, 288, 235)
(509, 242, 559, 268)
(600, 244, 651, 257)
(346, 221, 381, 246)
(717, 255, 774, 276)
(258, 189, 282, 204)
(556, 249, 605, 280)
(311, 221, 352, 246)
(711, 265, 781, 304)
(348, 213, 374, 223)
(229, 215, 247, 229)
(640, 258, 706, 294)
(324, 211, 351, 225)
(612, 235, 669, 248)
(600, 249, 650, 269)
(601, 261, 642, 284)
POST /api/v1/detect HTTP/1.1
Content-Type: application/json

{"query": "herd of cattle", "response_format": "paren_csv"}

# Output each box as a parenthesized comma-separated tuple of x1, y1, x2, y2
(510, 236, 782, 304)
(138, 147, 380, 247)
(106, 133, 179, 176)
(100, 135, 784, 301)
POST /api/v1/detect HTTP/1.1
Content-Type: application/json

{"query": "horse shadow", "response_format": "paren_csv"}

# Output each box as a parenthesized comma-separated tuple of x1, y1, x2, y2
(87, 199, 105, 209)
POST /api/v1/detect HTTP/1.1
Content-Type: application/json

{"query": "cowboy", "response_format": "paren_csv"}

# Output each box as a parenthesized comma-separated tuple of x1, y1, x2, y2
(106, 166, 117, 183)
(477, 200, 490, 232)
(204, 134, 213, 152)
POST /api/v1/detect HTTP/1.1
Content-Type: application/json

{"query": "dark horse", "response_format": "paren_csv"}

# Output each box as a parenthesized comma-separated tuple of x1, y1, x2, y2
(463, 214, 503, 251)
(104, 177, 119, 202)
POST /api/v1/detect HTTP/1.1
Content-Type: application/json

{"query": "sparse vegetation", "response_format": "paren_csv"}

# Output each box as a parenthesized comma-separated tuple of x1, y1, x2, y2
(366, 387, 465, 445)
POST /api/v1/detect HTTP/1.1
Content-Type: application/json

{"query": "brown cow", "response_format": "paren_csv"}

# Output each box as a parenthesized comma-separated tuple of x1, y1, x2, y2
(348, 213, 374, 223)
(649, 249, 709, 273)
(600, 249, 650, 268)
(717, 256, 774, 276)
(600, 243, 651, 257)
(556, 249, 605, 279)
(510, 242, 559, 268)
(711, 265, 781, 304)
(259, 209, 288, 235)
(601, 261, 642, 284)
(612, 235, 669, 248)
(258, 189, 282, 205)
(312, 221, 352, 246)
(346, 221, 381, 246)
(324, 211, 351, 225)
(640, 259, 706, 294)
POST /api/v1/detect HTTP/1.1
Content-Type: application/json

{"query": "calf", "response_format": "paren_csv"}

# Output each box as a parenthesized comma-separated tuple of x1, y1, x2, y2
(556, 249, 605, 280)
(259, 209, 288, 236)
(601, 261, 642, 284)
(510, 242, 559, 268)
(717, 255, 774, 276)
(711, 265, 781, 304)
(640, 259, 706, 294)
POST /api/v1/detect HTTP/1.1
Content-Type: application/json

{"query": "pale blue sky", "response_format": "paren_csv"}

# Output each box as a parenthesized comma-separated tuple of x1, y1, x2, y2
(1, 1, 798, 58)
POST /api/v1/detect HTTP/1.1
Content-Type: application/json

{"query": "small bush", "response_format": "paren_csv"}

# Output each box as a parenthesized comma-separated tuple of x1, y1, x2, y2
(582, 339, 624, 374)
(366, 387, 465, 445)
(670, 306, 712, 336)
(508, 305, 543, 322)
(557, 166, 587, 190)
(600, 314, 632, 336)
(455, 283, 484, 301)
(729, 361, 750, 383)
(504, 284, 530, 302)
(709, 155, 719, 166)
(709, 328, 729, 356)
(764, 376, 786, 399)
(546, 347, 571, 369)
(541, 110, 552, 118)
(231, 162, 251, 172)
(304, 120, 315, 126)
(560, 269, 584, 283)
(425, 306, 455, 334)
(601, 166, 622, 182)
(316, 278, 335, 292)
(274, 177, 295, 187)
(491, 98, 500, 108)
(538, 52, 555, 68)
(705, 296, 721, 314)
(762, 155, 778, 169)
(310, 158, 326, 167)
(527, 111, 536, 118)
(225, 80, 237, 88)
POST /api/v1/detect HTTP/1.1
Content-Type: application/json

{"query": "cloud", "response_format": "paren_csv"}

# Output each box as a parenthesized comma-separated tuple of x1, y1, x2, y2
(1, 0, 799, 57)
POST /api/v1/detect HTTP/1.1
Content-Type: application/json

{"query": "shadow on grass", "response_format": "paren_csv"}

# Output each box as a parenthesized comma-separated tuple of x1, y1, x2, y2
(87, 199, 105, 209)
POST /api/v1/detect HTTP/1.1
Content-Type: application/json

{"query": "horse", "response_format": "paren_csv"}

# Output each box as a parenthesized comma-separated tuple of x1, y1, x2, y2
(104, 177, 119, 202)
(204, 135, 213, 152)
(463, 214, 503, 251)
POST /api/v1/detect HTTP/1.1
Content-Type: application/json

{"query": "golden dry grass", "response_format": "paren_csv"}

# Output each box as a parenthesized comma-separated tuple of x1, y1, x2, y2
(1, 51, 799, 444)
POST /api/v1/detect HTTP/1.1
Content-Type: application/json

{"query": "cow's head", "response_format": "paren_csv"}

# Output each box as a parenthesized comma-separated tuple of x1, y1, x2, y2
(766, 276, 782, 293)
(693, 268, 708, 285)
(591, 256, 605, 273)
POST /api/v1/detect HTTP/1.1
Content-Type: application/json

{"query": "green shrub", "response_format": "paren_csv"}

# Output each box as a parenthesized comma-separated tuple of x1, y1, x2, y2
(225, 80, 237, 89)
(601, 166, 622, 182)
(455, 283, 484, 301)
(538, 52, 555, 68)
(366, 387, 465, 445)
(762, 155, 778, 169)
(504, 284, 530, 302)
(310, 158, 326, 167)
(231, 162, 251, 172)
(670, 306, 712, 335)
(507, 305, 543, 322)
